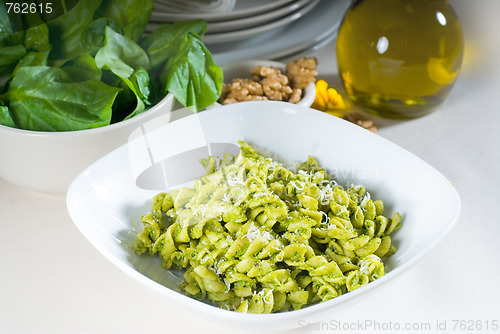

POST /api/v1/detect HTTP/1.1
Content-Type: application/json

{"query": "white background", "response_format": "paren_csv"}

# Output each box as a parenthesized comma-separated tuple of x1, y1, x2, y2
(1, 0, 499, 333)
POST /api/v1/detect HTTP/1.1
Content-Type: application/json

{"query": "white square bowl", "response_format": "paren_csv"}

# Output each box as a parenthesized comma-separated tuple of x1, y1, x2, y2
(66, 101, 460, 331)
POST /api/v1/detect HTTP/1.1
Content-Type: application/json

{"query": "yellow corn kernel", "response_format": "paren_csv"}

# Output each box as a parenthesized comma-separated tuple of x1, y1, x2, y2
(315, 79, 329, 92)
(311, 97, 326, 110)
(327, 88, 345, 108)
(311, 79, 347, 114)
(325, 110, 345, 117)
(312, 83, 327, 106)
(318, 87, 329, 102)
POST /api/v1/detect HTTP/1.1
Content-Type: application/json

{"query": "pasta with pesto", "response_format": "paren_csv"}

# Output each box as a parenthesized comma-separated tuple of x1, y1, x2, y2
(132, 141, 402, 313)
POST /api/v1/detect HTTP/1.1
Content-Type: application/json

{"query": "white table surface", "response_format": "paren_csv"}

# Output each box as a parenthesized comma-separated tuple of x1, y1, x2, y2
(1, 1, 499, 333)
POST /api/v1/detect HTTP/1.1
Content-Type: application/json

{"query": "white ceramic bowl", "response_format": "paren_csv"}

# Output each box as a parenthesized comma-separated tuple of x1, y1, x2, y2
(67, 101, 460, 331)
(0, 94, 174, 194)
(221, 59, 316, 107)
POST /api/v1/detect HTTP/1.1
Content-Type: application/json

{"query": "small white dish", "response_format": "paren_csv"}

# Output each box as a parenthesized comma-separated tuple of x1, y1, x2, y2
(0, 94, 174, 194)
(221, 59, 316, 107)
(67, 101, 461, 331)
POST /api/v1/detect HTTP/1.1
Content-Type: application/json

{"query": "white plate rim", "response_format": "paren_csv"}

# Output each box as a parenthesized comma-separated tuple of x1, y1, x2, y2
(210, 0, 350, 64)
(201, 0, 320, 44)
(146, 0, 312, 34)
(150, 0, 295, 22)
(205, 0, 315, 33)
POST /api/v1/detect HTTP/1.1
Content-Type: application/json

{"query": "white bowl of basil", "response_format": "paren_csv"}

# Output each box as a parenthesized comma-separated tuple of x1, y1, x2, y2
(0, 0, 223, 193)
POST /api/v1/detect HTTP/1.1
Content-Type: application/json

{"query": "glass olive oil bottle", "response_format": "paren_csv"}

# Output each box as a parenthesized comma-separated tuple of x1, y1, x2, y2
(337, 0, 464, 118)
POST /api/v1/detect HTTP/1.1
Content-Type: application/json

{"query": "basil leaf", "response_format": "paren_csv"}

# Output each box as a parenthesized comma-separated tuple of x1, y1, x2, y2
(23, 23, 50, 52)
(6, 66, 121, 131)
(12, 50, 50, 77)
(123, 67, 151, 120)
(1, 4, 50, 78)
(82, 17, 117, 57)
(142, 19, 207, 68)
(0, 101, 16, 128)
(0, 15, 25, 75)
(0, 44, 26, 76)
(11, 24, 52, 77)
(47, 0, 102, 60)
(95, 0, 153, 42)
(0, 1, 15, 43)
(109, 66, 152, 123)
(95, 26, 151, 119)
(61, 54, 102, 82)
(95, 26, 151, 78)
(160, 32, 222, 111)
(129, 67, 151, 106)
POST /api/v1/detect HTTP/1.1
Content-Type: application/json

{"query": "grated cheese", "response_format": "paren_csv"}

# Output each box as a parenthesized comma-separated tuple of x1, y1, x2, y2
(245, 222, 274, 241)
(360, 191, 371, 207)
(318, 183, 334, 205)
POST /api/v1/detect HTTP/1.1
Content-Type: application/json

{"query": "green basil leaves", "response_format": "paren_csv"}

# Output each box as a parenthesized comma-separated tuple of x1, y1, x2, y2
(0, 0, 222, 131)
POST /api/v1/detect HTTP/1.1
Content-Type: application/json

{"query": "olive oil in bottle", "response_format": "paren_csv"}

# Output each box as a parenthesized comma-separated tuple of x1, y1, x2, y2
(336, 0, 464, 118)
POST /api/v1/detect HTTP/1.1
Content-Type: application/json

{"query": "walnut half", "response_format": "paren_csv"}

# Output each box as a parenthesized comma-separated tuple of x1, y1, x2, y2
(286, 57, 318, 90)
(219, 78, 268, 105)
(218, 58, 318, 105)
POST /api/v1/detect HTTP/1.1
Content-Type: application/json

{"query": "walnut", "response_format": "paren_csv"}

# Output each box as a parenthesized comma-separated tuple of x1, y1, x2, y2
(250, 65, 294, 101)
(222, 95, 267, 104)
(288, 88, 303, 104)
(219, 58, 318, 105)
(286, 57, 318, 89)
(343, 113, 378, 133)
(260, 77, 293, 101)
(219, 79, 267, 105)
(250, 65, 283, 80)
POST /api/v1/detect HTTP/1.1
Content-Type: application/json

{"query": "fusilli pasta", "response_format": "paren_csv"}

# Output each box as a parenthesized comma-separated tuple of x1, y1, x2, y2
(133, 141, 402, 313)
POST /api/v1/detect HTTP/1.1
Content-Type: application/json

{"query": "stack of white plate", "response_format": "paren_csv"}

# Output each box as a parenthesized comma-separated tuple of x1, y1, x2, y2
(147, 0, 350, 64)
